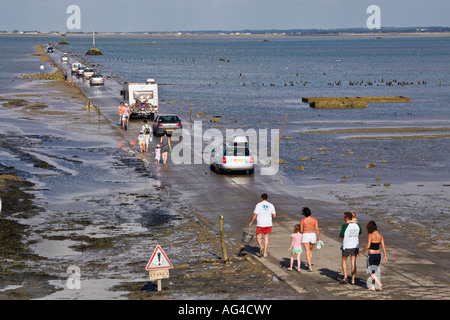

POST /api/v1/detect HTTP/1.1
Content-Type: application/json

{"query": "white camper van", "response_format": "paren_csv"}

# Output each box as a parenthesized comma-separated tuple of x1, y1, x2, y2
(120, 79, 159, 119)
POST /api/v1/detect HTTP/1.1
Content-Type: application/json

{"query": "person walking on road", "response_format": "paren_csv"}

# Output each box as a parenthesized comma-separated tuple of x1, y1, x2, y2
(160, 130, 171, 164)
(300, 207, 320, 272)
(123, 103, 131, 128)
(136, 131, 146, 153)
(249, 193, 277, 258)
(288, 224, 303, 272)
(359, 220, 387, 291)
(118, 102, 125, 125)
(153, 144, 161, 166)
(340, 211, 362, 284)
(142, 120, 152, 152)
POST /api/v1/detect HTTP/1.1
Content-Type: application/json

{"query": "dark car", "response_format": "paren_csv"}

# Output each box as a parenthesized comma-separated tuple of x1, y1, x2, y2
(153, 114, 182, 136)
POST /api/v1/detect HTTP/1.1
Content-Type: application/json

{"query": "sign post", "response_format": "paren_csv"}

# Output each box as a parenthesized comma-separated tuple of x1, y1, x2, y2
(145, 245, 173, 291)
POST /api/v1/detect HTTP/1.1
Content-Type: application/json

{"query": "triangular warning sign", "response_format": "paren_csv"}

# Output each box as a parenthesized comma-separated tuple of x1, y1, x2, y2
(145, 245, 173, 270)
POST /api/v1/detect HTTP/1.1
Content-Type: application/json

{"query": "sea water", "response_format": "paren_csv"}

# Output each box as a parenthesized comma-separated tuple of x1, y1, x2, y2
(56, 34, 450, 184)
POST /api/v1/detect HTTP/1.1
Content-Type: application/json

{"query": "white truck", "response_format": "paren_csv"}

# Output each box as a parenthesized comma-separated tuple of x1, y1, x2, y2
(120, 79, 159, 119)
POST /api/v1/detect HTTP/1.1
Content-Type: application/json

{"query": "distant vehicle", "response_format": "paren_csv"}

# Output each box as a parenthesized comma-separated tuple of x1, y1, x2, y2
(152, 114, 182, 136)
(89, 74, 105, 86)
(83, 68, 95, 79)
(61, 53, 69, 63)
(120, 79, 158, 119)
(47, 47, 53, 53)
(210, 136, 255, 175)
(71, 63, 81, 74)
(76, 66, 86, 77)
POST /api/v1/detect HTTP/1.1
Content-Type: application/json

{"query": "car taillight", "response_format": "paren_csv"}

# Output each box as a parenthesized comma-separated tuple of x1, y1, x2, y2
(158, 123, 163, 126)
(177, 123, 182, 127)
(250, 157, 254, 164)
(222, 156, 226, 164)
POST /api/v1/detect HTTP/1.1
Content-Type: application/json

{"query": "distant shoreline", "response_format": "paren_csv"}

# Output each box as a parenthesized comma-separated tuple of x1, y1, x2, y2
(1, 31, 450, 40)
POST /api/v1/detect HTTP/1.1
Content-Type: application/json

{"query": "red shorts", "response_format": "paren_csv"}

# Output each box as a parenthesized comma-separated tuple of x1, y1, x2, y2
(256, 226, 272, 234)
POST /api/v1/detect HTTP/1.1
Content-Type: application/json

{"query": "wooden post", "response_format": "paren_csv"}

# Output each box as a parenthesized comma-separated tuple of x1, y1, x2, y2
(190, 103, 193, 130)
(157, 279, 162, 291)
(219, 215, 228, 262)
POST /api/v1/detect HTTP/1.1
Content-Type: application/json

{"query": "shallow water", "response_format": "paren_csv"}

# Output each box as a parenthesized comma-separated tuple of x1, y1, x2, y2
(53, 34, 450, 186)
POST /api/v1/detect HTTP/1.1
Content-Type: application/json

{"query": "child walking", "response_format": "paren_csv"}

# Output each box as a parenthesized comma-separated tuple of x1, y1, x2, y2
(136, 131, 145, 153)
(288, 224, 303, 272)
(153, 144, 161, 166)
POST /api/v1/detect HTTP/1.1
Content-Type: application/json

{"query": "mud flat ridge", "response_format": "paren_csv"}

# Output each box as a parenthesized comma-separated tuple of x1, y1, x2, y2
(302, 96, 411, 108)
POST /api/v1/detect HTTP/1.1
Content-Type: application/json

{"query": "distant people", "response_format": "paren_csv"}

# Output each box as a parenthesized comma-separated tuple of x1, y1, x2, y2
(300, 207, 320, 272)
(118, 102, 125, 125)
(142, 120, 152, 152)
(248, 193, 277, 258)
(339, 211, 362, 284)
(159, 130, 171, 164)
(40, 64, 44, 73)
(288, 224, 302, 272)
(359, 220, 387, 291)
(153, 144, 161, 166)
(123, 103, 131, 126)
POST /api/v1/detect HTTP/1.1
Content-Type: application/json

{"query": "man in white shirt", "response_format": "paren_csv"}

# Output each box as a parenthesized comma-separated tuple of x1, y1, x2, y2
(249, 193, 276, 258)
(339, 211, 362, 284)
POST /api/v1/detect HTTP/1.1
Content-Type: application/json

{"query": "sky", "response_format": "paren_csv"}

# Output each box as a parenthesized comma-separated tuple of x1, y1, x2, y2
(1, 0, 449, 32)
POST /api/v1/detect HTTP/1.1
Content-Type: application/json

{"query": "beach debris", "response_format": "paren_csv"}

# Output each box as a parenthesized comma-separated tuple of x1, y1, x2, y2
(366, 162, 376, 168)
(297, 165, 304, 171)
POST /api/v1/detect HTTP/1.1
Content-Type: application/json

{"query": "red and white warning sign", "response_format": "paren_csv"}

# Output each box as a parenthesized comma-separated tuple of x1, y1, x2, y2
(145, 245, 173, 271)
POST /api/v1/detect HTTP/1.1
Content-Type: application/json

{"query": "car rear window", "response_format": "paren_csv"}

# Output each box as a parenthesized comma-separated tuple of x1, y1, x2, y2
(159, 116, 179, 123)
(224, 146, 250, 156)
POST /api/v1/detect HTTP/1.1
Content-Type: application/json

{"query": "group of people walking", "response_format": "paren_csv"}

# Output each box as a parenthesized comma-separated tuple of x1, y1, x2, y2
(248, 194, 387, 291)
(119, 102, 172, 164)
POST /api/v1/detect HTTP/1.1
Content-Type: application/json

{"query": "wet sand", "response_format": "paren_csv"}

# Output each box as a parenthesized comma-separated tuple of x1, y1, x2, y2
(1, 43, 449, 302)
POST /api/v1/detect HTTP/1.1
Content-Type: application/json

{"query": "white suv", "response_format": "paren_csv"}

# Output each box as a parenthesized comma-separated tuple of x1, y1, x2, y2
(210, 136, 254, 175)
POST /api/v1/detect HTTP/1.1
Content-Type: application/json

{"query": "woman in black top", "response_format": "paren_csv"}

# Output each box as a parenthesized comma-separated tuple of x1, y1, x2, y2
(159, 131, 171, 164)
(359, 220, 387, 291)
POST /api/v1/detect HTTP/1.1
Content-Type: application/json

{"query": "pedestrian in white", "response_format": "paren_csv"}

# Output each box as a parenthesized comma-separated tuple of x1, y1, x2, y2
(142, 120, 152, 152)
(249, 193, 276, 258)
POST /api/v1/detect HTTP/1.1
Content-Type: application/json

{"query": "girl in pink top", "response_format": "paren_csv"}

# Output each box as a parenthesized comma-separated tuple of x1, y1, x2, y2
(288, 224, 303, 272)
